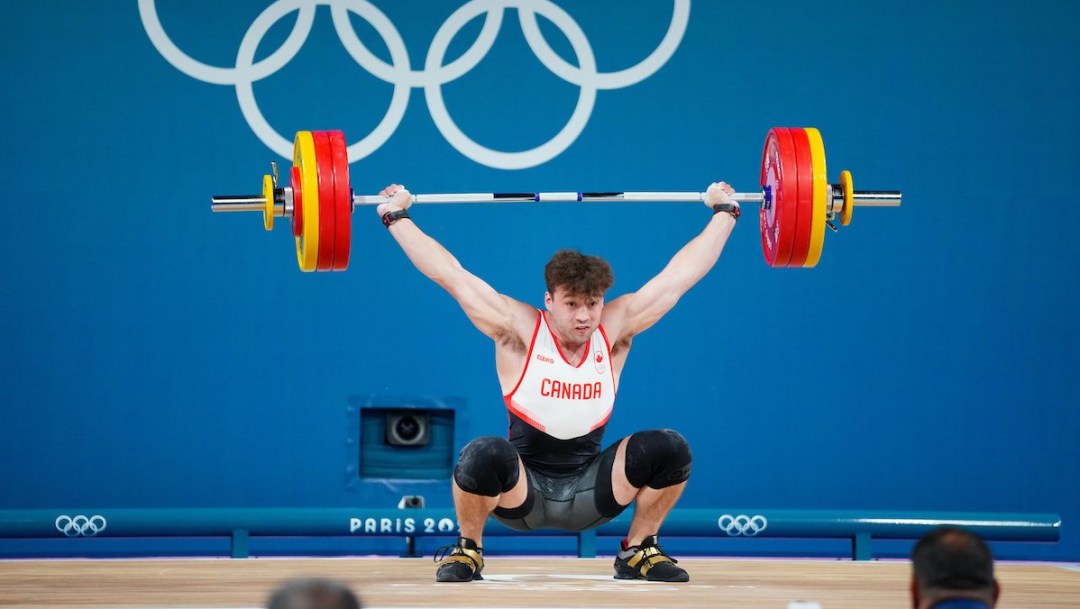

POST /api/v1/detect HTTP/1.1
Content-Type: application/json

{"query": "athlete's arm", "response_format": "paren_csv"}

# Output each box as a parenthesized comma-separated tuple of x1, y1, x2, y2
(602, 182, 738, 343)
(377, 184, 535, 343)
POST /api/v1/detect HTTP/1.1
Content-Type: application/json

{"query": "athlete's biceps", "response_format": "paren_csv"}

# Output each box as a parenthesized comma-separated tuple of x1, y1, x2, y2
(451, 277, 514, 331)
(613, 286, 678, 335)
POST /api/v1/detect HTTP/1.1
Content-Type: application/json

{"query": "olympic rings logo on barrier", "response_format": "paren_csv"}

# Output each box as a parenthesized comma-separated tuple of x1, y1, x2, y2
(717, 514, 767, 537)
(55, 515, 108, 537)
(138, 0, 690, 169)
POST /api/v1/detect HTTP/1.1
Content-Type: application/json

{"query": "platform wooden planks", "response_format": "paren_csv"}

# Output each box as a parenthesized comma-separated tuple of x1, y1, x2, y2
(1, 557, 1077, 609)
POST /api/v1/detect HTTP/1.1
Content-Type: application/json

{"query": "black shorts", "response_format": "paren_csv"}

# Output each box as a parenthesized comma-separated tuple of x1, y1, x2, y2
(491, 440, 628, 532)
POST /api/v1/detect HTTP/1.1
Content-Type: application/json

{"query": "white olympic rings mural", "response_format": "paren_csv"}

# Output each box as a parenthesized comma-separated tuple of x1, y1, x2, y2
(138, 0, 690, 169)
(55, 514, 108, 537)
(717, 514, 768, 537)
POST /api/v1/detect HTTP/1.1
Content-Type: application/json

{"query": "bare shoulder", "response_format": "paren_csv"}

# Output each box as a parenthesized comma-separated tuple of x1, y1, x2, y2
(600, 293, 635, 345)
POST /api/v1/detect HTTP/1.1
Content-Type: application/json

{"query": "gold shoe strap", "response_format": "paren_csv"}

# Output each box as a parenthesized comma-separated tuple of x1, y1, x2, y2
(443, 546, 483, 570)
(630, 546, 673, 576)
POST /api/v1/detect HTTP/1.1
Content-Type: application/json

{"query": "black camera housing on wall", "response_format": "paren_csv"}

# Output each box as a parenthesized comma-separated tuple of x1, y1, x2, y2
(385, 412, 431, 447)
(347, 397, 465, 482)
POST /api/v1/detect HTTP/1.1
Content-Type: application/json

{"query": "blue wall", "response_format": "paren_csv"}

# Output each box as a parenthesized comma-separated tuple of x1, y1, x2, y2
(1, 0, 1077, 560)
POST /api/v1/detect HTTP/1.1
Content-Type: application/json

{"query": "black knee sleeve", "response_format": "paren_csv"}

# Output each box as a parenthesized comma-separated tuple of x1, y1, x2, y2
(453, 436, 521, 497)
(623, 429, 692, 489)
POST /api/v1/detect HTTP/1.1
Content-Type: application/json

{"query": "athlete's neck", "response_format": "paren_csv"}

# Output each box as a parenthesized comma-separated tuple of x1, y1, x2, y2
(558, 339, 588, 365)
(543, 311, 590, 364)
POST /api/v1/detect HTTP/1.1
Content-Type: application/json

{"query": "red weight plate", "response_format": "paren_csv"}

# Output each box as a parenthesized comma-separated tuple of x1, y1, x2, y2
(312, 131, 337, 272)
(759, 128, 796, 267)
(327, 130, 352, 271)
(785, 127, 814, 267)
(291, 166, 303, 237)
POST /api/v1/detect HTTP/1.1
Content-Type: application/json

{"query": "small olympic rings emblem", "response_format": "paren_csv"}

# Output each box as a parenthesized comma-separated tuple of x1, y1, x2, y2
(55, 514, 108, 537)
(717, 514, 767, 537)
(138, 0, 690, 169)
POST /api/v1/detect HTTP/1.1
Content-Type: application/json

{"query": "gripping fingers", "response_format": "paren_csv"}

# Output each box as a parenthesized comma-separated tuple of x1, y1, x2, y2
(705, 181, 735, 208)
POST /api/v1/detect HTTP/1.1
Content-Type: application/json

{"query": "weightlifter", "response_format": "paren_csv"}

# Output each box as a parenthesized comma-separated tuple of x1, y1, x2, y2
(377, 182, 740, 583)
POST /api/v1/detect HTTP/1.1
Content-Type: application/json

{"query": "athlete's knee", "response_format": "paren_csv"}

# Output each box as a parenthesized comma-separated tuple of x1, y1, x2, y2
(624, 429, 692, 489)
(453, 436, 521, 497)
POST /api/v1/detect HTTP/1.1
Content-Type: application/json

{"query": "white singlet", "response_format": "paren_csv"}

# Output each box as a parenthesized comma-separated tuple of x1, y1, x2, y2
(503, 311, 617, 440)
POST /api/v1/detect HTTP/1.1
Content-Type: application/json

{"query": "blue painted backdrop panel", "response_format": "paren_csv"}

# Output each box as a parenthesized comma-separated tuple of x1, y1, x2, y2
(1, 1, 1077, 559)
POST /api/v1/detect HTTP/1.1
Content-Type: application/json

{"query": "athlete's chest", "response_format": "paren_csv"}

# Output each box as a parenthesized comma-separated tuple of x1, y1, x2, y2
(530, 335, 611, 379)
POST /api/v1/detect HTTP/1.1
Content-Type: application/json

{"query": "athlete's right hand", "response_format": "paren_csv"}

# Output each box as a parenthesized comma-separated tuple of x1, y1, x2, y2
(377, 183, 412, 217)
(704, 181, 736, 208)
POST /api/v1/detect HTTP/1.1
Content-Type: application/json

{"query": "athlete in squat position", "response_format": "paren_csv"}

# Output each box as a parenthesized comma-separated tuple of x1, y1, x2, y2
(377, 182, 740, 582)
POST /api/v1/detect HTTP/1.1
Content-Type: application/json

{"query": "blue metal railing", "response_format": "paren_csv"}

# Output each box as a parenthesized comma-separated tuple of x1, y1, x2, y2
(0, 508, 1060, 560)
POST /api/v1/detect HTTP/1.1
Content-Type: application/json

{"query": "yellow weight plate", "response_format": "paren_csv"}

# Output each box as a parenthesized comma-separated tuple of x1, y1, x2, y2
(293, 131, 320, 272)
(802, 127, 828, 268)
(262, 174, 274, 231)
(839, 169, 854, 226)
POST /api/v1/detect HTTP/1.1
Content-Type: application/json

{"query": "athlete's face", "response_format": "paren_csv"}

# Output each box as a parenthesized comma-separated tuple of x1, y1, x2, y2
(545, 286, 604, 345)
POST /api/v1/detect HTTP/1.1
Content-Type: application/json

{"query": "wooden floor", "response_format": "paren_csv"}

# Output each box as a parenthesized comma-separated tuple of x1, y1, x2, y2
(1, 557, 1077, 609)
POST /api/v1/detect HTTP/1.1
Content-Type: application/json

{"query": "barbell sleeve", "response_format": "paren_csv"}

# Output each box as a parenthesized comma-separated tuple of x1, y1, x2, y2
(211, 195, 267, 212)
(841, 191, 903, 207)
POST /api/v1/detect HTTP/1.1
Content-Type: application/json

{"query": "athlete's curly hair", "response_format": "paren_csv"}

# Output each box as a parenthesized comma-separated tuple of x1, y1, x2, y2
(544, 249, 614, 297)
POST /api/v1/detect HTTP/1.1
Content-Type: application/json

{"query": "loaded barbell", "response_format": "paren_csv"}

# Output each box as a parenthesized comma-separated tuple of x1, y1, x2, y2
(211, 127, 901, 271)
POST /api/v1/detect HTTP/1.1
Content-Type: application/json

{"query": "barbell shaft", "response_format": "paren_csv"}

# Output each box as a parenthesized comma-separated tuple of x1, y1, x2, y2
(210, 189, 901, 214)
(353, 191, 766, 205)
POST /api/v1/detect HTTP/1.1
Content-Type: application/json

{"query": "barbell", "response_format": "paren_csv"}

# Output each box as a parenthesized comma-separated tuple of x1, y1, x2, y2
(211, 127, 901, 271)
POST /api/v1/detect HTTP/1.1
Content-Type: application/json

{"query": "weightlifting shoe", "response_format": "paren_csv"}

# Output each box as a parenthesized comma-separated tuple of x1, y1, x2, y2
(613, 535, 689, 582)
(434, 536, 484, 582)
